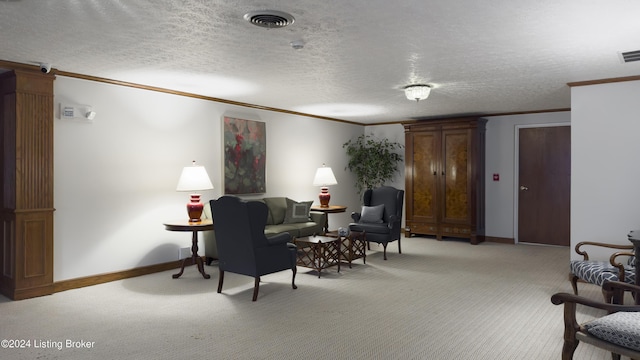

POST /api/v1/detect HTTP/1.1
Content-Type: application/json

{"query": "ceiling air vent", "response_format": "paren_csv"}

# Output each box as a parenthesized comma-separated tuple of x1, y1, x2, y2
(244, 10, 295, 29)
(620, 50, 640, 63)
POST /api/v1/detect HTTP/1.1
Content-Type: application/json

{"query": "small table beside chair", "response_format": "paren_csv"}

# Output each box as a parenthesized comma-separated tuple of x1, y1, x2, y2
(163, 219, 214, 279)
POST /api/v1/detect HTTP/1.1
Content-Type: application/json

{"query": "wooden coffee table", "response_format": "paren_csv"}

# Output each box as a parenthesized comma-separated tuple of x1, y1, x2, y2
(340, 230, 366, 268)
(294, 235, 341, 278)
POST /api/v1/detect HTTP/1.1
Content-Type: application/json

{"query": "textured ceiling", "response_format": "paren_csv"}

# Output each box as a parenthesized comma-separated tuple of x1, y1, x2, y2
(1, 0, 640, 124)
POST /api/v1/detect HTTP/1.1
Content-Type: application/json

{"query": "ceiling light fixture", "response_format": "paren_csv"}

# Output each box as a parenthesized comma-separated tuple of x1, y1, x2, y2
(404, 84, 432, 102)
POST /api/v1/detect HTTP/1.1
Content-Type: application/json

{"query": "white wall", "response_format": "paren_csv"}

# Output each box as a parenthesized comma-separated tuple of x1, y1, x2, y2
(53, 76, 363, 281)
(55, 75, 636, 281)
(571, 80, 640, 260)
(485, 112, 571, 240)
(367, 112, 571, 241)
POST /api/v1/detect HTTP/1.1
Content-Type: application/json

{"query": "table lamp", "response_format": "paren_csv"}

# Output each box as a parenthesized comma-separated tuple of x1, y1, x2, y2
(312, 164, 338, 207)
(176, 161, 214, 222)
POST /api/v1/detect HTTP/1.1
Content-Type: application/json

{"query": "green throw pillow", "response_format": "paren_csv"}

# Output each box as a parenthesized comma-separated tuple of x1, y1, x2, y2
(283, 199, 313, 224)
(263, 197, 287, 224)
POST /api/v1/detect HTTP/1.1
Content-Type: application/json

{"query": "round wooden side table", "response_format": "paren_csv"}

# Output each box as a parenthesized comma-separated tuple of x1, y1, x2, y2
(310, 205, 347, 233)
(163, 219, 214, 279)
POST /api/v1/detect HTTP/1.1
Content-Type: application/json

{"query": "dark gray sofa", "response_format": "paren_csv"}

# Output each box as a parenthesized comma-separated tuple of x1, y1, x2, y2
(203, 196, 325, 263)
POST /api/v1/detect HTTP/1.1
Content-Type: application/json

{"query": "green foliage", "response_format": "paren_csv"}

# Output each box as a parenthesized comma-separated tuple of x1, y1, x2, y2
(342, 134, 404, 196)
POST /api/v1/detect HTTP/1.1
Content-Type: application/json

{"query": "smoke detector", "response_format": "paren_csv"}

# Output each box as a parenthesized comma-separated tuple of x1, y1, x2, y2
(290, 40, 304, 50)
(244, 10, 295, 29)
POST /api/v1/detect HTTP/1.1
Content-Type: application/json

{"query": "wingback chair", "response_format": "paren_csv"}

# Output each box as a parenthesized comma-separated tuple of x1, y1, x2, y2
(551, 281, 640, 360)
(349, 186, 404, 260)
(210, 196, 297, 301)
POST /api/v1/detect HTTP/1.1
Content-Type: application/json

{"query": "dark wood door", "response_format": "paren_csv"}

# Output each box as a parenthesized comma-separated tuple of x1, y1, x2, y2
(409, 131, 439, 226)
(441, 128, 470, 224)
(518, 126, 570, 246)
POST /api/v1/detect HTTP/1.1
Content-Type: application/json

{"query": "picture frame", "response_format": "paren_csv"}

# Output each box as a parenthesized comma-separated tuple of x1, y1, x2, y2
(222, 116, 266, 194)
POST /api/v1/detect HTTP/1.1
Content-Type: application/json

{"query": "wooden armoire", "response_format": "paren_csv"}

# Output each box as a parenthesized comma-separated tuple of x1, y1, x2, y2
(404, 117, 486, 245)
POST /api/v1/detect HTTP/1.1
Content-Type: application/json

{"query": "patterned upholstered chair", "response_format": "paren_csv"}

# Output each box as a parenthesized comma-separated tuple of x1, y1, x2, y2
(570, 241, 635, 303)
(551, 281, 640, 360)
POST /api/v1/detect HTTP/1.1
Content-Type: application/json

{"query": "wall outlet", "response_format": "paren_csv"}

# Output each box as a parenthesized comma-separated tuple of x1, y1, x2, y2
(179, 247, 191, 259)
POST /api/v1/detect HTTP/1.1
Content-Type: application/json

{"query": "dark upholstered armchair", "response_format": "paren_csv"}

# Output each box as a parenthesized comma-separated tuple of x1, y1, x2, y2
(349, 186, 404, 260)
(210, 196, 297, 301)
(551, 281, 640, 360)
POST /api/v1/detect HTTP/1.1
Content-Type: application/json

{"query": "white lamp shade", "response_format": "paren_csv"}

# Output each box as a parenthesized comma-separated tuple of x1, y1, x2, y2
(176, 162, 213, 191)
(313, 166, 338, 186)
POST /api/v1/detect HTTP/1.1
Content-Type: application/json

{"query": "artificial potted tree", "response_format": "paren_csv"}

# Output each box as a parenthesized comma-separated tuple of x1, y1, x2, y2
(342, 134, 404, 198)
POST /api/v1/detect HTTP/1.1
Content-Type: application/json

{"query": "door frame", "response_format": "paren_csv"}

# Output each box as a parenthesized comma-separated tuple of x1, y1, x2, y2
(513, 122, 570, 244)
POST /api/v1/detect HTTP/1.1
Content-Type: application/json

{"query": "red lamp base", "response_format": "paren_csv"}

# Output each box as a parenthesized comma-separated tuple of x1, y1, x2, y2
(186, 194, 204, 222)
(318, 187, 331, 208)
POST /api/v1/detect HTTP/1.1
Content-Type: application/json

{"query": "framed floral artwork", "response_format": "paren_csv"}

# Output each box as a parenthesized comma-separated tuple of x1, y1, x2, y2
(222, 116, 266, 194)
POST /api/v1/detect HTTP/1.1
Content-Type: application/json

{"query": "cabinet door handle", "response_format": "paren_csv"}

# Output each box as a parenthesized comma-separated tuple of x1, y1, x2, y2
(442, 171, 445, 176)
(433, 171, 437, 175)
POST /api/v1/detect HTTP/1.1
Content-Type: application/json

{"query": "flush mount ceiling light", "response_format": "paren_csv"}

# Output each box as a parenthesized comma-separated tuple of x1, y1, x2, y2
(244, 10, 295, 29)
(404, 84, 432, 102)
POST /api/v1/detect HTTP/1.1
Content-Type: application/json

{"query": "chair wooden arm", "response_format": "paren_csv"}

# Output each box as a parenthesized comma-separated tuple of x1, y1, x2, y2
(608, 251, 635, 283)
(554, 280, 640, 308)
(574, 241, 634, 261)
(551, 292, 640, 313)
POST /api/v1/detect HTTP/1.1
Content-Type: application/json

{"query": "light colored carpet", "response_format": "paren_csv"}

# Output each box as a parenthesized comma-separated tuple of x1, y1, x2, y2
(0, 236, 622, 359)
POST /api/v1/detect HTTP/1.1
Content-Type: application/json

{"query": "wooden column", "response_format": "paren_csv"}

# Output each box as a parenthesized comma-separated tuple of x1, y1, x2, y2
(0, 69, 55, 300)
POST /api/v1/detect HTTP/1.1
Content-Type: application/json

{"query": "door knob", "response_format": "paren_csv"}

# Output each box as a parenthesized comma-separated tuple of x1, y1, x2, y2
(520, 185, 529, 191)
